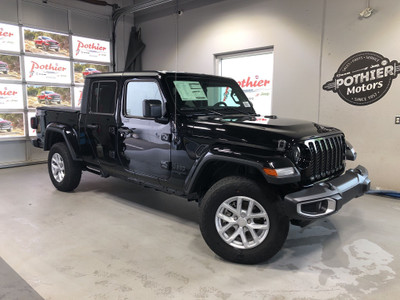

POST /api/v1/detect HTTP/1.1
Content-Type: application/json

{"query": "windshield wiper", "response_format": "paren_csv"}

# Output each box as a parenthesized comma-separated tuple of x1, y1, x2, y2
(181, 107, 224, 117)
(222, 106, 258, 117)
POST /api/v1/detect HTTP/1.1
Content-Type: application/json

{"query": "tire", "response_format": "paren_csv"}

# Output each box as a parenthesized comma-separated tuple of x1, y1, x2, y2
(48, 143, 82, 192)
(199, 176, 289, 264)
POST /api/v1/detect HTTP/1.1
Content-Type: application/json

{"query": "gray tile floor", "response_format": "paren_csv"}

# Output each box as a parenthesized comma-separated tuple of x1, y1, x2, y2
(0, 164, 399, 299)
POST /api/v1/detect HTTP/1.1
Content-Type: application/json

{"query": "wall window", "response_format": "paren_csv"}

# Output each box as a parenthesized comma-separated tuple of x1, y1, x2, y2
(216, 48, 274, 116)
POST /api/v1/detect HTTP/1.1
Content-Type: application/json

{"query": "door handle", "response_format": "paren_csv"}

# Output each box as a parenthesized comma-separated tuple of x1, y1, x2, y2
(87, 124, 99, 130)
(118, 127, 135, 137)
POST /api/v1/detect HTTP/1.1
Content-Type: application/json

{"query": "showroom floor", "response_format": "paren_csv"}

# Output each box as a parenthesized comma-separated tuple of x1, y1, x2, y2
(0, 164, 399, 300)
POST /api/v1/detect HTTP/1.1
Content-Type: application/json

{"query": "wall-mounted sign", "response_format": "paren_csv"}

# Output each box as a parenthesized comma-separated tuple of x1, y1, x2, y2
(323, 51, 399, 106)
(73, 86, 84, 108)
(0, 113, 24, 138)
(72, 36, 110, 63)
(23, 28, 69, 58)
(73, 62, 109, 83)
(0, 83, 23, 109)
(0, 54, 21, 80)
(27, 85, 71, 108)
(24, 56, 71, 84)
(0, 23, 20, 53)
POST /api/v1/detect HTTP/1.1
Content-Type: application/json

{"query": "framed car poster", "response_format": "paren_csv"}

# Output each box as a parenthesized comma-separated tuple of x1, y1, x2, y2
(0, 113, 24, 138)
(72, 35, 110, 63)
(24, 56, 71, 84)
(0, 83, 23, 109)
(0, 54, 21, 80)
(27, 85, 71, 108)
(74, 62, 109, 83)
(23, 27, 70, 58)
(0, 23, 20, 53)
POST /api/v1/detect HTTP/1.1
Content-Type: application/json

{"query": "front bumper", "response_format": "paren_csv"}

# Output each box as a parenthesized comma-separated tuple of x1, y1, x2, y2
(284, 165, 370, 220)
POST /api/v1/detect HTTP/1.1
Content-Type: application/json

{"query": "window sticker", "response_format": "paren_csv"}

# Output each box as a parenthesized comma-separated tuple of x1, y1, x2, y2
(174, 81, 207, 101)
(243, 101, 251, 107)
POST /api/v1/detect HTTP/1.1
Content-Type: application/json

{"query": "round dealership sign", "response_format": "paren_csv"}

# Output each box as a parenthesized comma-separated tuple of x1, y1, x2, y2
(323, 51, 399, 105)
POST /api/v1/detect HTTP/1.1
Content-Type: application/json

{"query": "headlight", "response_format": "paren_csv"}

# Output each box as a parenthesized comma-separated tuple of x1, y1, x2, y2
(286, 144, 310, 169)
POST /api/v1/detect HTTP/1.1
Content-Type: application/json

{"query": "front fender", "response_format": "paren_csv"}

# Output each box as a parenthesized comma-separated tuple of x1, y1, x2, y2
(184, 150, 300, 195)
(44, 123, 81, 161)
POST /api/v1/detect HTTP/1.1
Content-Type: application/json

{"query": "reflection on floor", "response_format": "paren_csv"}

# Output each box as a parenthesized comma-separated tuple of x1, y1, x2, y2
(0, 164, 399, 299)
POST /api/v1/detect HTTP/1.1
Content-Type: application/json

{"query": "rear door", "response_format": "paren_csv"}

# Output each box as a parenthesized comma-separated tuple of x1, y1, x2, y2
(117, 78, 171, 182)
(84, 79, 119, 171)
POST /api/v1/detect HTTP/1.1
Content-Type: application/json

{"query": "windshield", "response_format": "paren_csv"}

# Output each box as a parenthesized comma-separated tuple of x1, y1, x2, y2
(166, 75, 256, 116)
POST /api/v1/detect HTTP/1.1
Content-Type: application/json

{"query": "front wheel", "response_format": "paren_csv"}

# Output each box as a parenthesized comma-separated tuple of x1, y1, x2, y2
(48, 143, 82, 192)
(199, 176, 289, 264)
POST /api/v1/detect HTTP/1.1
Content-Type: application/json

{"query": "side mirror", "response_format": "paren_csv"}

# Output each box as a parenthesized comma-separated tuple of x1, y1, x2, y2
(143, 99, 162, 118)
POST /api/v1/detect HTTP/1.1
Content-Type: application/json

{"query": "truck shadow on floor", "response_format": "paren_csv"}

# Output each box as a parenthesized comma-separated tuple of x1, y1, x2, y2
(75, 173, 200, 224)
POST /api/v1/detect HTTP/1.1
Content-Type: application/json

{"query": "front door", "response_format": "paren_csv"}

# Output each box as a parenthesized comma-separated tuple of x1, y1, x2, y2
(117, 79, 171, 181)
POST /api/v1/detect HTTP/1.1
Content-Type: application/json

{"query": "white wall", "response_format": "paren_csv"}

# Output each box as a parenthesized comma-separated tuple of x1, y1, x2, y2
(320, 0, 400, 190)
(135, 0, 400, 190)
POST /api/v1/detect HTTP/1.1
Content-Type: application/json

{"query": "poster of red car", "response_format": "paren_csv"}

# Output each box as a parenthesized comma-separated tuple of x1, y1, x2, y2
(24, 28, 69, 58)
(74, 62, 109, 83)
(27, 85, 71, 108)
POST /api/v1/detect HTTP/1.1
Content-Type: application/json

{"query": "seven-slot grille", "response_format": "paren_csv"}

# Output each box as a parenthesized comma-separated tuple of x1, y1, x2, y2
(302, 134, 346, 184)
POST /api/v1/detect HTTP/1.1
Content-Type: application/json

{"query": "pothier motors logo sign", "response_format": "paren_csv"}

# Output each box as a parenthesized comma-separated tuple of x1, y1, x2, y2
(323, 51, 399, 105)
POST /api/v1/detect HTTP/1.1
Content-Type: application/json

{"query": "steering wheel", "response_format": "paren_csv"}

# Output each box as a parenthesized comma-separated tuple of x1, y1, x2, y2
(213, 101, 227, 107)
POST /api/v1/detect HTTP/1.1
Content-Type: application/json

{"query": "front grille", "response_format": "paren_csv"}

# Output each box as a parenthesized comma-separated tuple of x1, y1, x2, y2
(302, 134, 346, 184)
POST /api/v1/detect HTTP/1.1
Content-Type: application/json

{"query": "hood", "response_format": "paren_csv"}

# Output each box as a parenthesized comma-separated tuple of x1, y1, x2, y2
(183, 115, 342, 151)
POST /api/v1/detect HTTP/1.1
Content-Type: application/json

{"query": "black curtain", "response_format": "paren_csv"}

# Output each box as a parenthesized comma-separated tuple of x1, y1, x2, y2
(124, 26, 145, 71)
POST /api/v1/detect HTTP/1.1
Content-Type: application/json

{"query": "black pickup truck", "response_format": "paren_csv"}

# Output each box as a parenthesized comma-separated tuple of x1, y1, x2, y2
(31, 71, 370, 264)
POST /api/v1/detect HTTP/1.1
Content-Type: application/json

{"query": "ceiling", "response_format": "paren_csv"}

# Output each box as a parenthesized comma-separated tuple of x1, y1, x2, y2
(131, 0, 228, 23)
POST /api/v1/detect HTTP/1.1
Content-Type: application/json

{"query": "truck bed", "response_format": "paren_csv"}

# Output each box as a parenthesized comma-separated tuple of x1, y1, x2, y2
(37, 106, 80, 128)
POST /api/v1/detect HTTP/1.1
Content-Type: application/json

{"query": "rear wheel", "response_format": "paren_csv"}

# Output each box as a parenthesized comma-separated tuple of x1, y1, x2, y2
(199, 176, 289, 264)
(48, 143, 81, 192)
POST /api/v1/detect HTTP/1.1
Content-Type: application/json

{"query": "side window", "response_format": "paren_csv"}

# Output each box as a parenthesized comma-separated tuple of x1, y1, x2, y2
(125, 80, 163, 118)
(90, 81, 117, 114)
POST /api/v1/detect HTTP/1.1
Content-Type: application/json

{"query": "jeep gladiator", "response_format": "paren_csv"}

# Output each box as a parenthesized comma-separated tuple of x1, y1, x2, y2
(31, 71, 370, 264)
